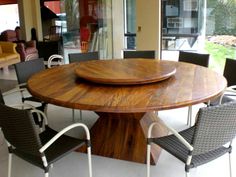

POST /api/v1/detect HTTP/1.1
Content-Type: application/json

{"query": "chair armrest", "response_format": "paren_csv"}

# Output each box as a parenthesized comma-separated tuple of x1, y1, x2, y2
(2, 87, 27, 96)
(47, 54, 64, 68)
(25, 40, 36, 48)
(227, 85, 236, 90)
(219, 85, 236, 104)
(0, 41, 18, 53)
(148, 119, 193, 151)
(16, 43, 26, 57)
(39, 123, 90, 153)
(16, 42, 25, 49)
(2, 87, 36, 110)
(10, 103, 36, 110)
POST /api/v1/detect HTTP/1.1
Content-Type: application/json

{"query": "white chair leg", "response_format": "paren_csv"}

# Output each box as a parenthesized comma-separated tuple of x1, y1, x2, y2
(187, 106, 192, 126)
(87, 146, 93, 177)
(72, 109, 75, 122)
(185, 171, 190, 177)
(147, 144, 151, 177)
(44, 172, 49, 177)
(8, 153, 12, 177)
(44, 104, 48, 117)
(229, 153, 232, 177)
(79, 110, 83, 120)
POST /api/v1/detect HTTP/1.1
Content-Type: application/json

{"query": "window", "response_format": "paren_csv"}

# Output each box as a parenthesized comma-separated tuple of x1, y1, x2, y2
(0, 4, 19, 33)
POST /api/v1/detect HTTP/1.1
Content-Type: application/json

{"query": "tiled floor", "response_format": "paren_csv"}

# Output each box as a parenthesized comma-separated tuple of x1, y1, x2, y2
(0, 67, 235, 177)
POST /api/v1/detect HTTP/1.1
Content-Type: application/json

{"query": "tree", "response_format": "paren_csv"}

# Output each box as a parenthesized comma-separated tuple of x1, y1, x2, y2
(210, 0, 236, 35)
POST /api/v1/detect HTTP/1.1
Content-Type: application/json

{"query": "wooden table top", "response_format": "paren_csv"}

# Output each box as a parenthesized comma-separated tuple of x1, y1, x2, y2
(75, 59, 176, 85)
(28, 60, 227, 113)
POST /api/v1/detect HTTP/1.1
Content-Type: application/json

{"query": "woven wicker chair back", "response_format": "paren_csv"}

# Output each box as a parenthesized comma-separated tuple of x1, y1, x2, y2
(0, 90, 5, 104)
(192, 102, 236, 155)
(0, 103, 42, 156)
(68, 52, 99, 63)
(178, 51, 209, 67)
(123, 50, 155, 59)
(223, 58, 236, 87)
(14, 58, 45, 84)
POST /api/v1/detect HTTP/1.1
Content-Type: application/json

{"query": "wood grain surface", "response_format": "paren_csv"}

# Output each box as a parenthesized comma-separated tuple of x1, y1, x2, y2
(27, 60, 227, 164)
(28, 61, 226, 113)
(75, 59, 176, 85)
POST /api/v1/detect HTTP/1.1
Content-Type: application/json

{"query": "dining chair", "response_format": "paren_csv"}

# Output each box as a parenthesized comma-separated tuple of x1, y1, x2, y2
(123, 50, 155, 59)
(47, 54, 64, 68)
(210, 58, 236, 106)
(14, 58, 47, 124)
(0, 103, 92, 177)
(178, 51, 210, 126)
(178, 51, 210, 67)
(0, 89, 5, 104)
(0, 89, 45, 132)
(147, 102, 236, 177)
(68, 52, 99, 63)
(68, 52, 99, 120)
(47, 54, 78, 122)
(1, 89, 34, 107)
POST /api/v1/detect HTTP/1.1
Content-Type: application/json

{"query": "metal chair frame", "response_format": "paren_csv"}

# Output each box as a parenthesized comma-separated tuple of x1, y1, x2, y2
(178, 51, 210, 126)
(0, 104, 92, 177)
(147, 102, 236, 177)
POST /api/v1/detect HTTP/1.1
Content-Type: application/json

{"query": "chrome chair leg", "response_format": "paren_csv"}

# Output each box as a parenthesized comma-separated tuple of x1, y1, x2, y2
(87, 146, 93, 177)
(44, 172, 49, 177)
(8, 153, 12, 177)
(187, 106, 192, 126)
(229, 153, 232, 177)
(80, 110, 83, 120)
(72, 110, 83, 122)
(146, 144, 151, 177)
(72, 109, 75, 122)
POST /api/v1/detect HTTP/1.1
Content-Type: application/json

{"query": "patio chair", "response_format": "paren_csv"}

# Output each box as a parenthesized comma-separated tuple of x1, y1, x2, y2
(47, 54, 64, 68)
(14, 58, 47, 118)
(178, 51, 210, 126)
(0, 103, 92, 177)
(178, 51, 210, 67)
(0, 89, 5, 104)
(47, 54, 78, 122)
(68, 52, 99, 63)
(123, 50, 155, 59)
(68, 52, 99, 120)
(210, 58, 236, 106)
(147, 102, 236, 177)
(0, 89, 45, 132)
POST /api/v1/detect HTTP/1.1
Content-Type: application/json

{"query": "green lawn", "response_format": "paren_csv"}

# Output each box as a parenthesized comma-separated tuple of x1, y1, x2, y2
(204, 41, 236, 73)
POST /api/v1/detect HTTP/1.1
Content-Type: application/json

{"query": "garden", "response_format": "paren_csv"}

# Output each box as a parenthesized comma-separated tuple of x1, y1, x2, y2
(204, 0, 236, 73)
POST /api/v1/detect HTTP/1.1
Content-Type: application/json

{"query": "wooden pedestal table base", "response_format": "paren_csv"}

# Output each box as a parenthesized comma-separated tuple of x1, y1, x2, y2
(78, 111, 168, 165)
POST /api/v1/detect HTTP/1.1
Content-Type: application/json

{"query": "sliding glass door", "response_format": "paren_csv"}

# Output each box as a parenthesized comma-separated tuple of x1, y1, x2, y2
(161, 0, 207, 61)
(60, 0, 113, 60)
(161, 0, 236, 73)
(204, 0, 236, 72)
(124, 0, 136, 50)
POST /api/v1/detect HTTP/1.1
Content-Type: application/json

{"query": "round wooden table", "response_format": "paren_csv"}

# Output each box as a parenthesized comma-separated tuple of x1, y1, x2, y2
(28, 59, 227, 164)
(75, 59, 176, 85)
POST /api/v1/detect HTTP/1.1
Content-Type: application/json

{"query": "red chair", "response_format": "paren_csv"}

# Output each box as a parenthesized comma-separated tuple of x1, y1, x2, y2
(0, 30, 18, 42)
(16, 40, 39, 61)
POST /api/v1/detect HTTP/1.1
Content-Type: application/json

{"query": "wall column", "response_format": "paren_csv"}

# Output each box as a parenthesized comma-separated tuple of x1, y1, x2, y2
(18, 0, 42, 41)
(112, 0, 124, 58)
(136, 0, 161, 59)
